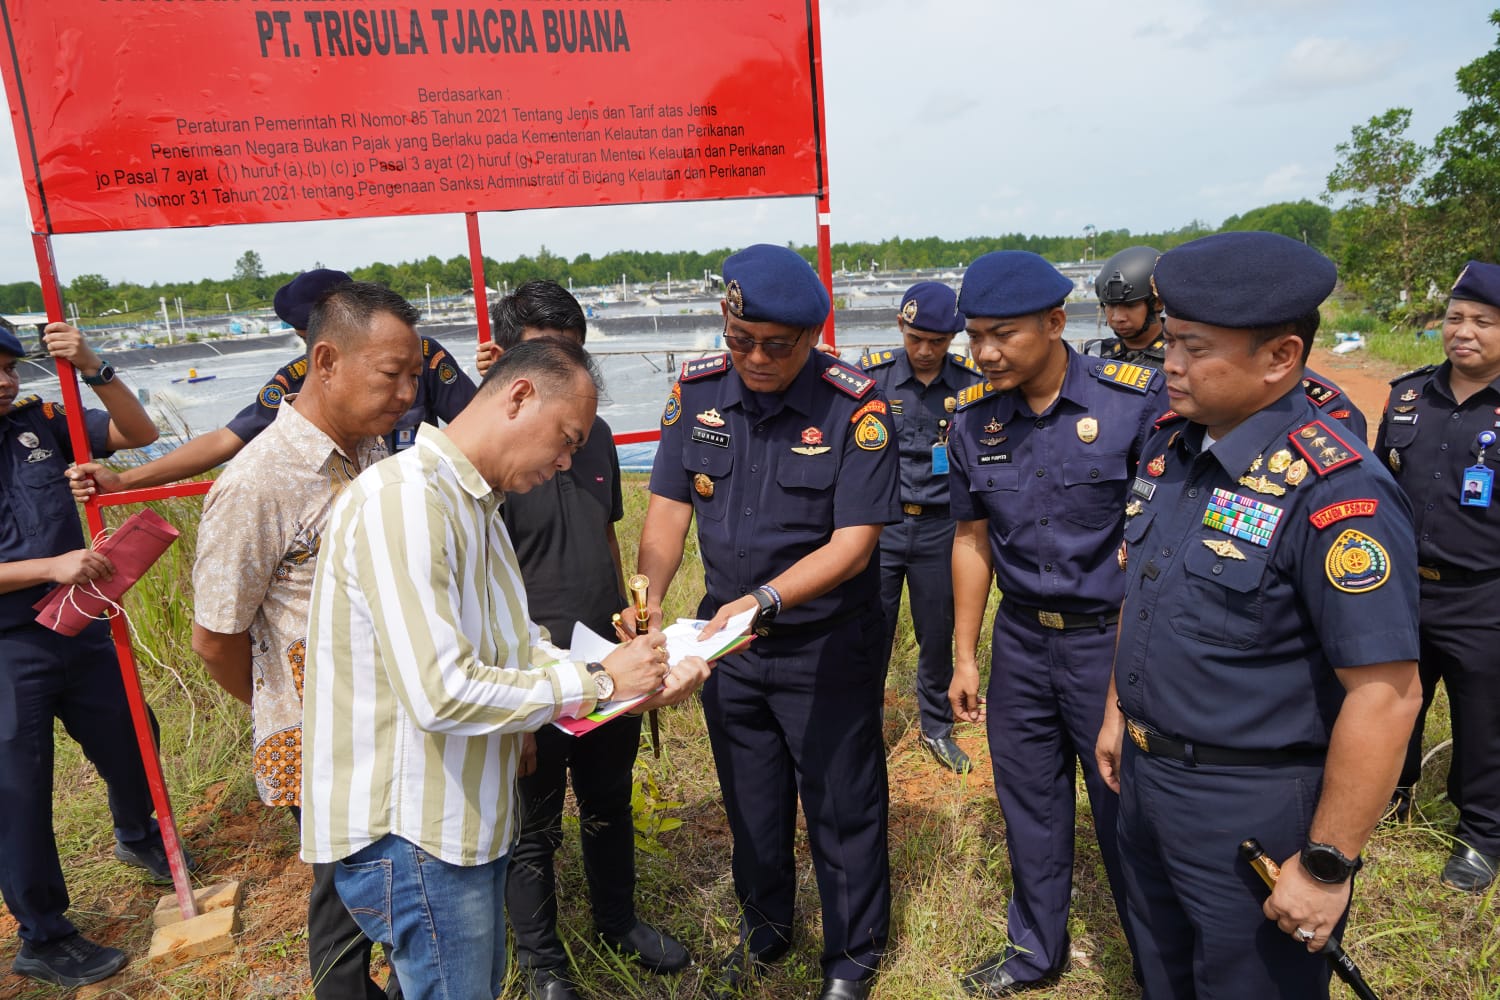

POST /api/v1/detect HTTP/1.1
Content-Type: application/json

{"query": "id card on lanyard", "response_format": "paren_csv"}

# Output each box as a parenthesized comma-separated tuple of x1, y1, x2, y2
(1462, 430, 1496, 508)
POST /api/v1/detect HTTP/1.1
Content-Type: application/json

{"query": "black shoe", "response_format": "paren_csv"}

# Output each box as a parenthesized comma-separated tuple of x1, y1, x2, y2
(12, 933, 128, 987)
(920, 735, 973, 774)
(959, 950, 1065, 997)
(1381, 787, 1413, 825)
(706, 942, 788, 998)
(524, 966, 581, 1000)
(599, 919, 691, 973)
(819, 976, 875, 999)
(1441, 845, 1498, 893)
(114, 838, 198, 885)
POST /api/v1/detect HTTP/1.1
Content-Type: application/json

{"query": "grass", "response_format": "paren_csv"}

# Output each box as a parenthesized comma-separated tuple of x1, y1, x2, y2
(1322, 299, 1449, 373)
(5, 474, 1497, 998)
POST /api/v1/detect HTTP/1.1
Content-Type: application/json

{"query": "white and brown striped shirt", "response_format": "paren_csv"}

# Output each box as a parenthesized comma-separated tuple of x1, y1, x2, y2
(301, 424, 595, 866)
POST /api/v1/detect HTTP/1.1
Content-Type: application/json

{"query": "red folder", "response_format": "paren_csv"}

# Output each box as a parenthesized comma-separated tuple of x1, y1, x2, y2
(34, 508, 180, 636)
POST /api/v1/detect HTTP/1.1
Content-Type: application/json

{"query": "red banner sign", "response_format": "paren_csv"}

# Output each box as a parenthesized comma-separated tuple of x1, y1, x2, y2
(0, 1, 824, 234)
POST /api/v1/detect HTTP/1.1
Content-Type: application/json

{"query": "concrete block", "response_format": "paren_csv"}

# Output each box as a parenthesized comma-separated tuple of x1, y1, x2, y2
(152, 880, 243, 929)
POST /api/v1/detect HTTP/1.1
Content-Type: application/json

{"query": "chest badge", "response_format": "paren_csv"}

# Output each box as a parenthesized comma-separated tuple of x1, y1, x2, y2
(1202, 537, 1247, 561)
(1147, 454, 1166, 477)
(17, 431, 39, 449)
(1400, 389, 1419, 402)
(696, 408, 725, 428)
(983, 418, 1004, 435)
(1076, 417, 1098, 444)
(980, 434, 1007, 446)
(1388, 448, 1401, 472)
(1284, 459, 1309, 487)
(1394, 405, 1416, 414)
(1238, 474, 1287, 498)
(1267, 449, 1293, 474)
(1125, 499, 1143, 518)
(944, 396, 957, 414)
(693, 473, 715, 498)
(792, 426, 832, 456)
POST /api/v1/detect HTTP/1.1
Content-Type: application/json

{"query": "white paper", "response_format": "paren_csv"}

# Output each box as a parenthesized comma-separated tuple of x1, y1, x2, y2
(661, 607, 757, 663)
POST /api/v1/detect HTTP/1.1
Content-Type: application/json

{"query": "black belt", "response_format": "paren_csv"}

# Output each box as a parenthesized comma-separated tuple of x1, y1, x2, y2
(901, 503, 949, 518)
(755, 605, 863, 640)
(1004, 601, 1119, 631)
(1123, 715, 1325, 767)
(1418, 564, 1500, 585)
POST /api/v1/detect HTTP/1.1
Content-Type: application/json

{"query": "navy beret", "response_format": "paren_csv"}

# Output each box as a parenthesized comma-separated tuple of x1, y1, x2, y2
(722, 244, 831, 329)
(958, 251, 1073, 319)
(899, 281, 964, 334)
(0, 323, 22, 358)
(1449, 260, 1500, 309)
(1153, 232, 1335, 328)
(274, 268, 352, 330)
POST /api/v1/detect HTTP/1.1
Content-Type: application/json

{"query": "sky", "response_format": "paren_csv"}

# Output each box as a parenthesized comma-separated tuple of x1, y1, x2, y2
(0, 0, 1489, 287)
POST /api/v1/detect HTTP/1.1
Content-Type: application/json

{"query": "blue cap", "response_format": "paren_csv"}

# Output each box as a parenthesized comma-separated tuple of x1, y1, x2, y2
(274, 268, 352, 330)
(0, 323, 22, 358)
(957, 251, 1073, 319)
(1153, 232, 1336, 328)
(722, 244, 831, 329)
(899, 281, 964, 334)
(1449, 261, 1500, 309)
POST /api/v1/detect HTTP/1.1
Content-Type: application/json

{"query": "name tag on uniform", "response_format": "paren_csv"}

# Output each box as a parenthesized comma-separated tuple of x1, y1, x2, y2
(691, 427, 731, 449)
(978, 453, 1011, 465)
(1462, 465, 1493, 507)
(932, 443, 949, 475)
(1131, 477, 1156, 502)
(1389, 412, 1419, 426)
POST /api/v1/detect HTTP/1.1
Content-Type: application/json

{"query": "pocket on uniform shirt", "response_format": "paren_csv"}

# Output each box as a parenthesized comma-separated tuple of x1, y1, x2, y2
(1382, 422, 1418, 458)
(775, 458, 836, 530)
(1060, 456, 1130, 530)
(18, 454, 72, 521)
(683, 445, 733, 521)
(969, 466, 1023, 541)
(1168, 538, 1269, 649)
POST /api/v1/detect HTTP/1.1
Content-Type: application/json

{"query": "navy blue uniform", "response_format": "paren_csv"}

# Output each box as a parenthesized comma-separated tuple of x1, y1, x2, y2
(1302, 369, 1368, 441)
(649, 350, 899, 979)
(0, 396, 163, 946)
(225, 335, 475, 453)
(860, 348, 985, 739)
(1378, 362, 1500, 857)
(1114, 388, 1419, 998)
(948, 347, 1162, 982)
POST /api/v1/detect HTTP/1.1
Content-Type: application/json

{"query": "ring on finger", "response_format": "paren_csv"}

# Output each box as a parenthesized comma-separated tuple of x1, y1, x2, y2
(1295, 927, 1314, 943)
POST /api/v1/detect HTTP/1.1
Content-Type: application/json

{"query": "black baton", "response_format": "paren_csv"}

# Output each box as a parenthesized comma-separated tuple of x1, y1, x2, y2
(1239, 838, 1379, 1000)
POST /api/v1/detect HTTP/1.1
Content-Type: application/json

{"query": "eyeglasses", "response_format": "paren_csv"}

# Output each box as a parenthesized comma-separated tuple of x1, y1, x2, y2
(722, 327, 806, 359)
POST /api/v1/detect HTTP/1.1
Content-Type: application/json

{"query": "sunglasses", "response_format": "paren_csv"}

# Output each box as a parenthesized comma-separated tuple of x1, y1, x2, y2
(722, 326, 807, 359)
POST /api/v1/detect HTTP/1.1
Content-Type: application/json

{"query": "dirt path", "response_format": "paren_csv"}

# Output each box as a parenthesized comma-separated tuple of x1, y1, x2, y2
(1308, 344, 1405, 444)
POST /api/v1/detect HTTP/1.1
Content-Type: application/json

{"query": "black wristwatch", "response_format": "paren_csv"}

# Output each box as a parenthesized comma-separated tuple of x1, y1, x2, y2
(1301, 841, 1362, 884)
(750, 587, 778, 626)
(81, 360, 115, 387)
(585, 661, 614, 702)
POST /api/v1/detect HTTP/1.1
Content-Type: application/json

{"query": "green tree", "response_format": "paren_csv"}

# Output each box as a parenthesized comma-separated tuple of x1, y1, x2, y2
(1324, 108, 1434, 306)
(232, 250, 265, 282)
(1425, 8, 1500, 277)
(67, 273, 112, 315)
(1221, 200, 1332, 248)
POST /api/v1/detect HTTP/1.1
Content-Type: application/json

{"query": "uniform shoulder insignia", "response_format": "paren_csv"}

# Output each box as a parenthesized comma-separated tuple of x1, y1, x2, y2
(1388, 364, 1437, 386)
(285, 357, 309, 381)
(948, 352, 981, 373)
(1093, 360, 1157, 394)
(1153, 408, 1186, 429)
(822, 363, 875, 399)
(421, 336, 437, 357)
(955, 382, 996, 411)
(8, 393, 41, 413)
(1302, 374, 1341, 408)
(680, 353, 730, 382)
(1288, 419, 1362, 476)
(860, 349, 896, 371)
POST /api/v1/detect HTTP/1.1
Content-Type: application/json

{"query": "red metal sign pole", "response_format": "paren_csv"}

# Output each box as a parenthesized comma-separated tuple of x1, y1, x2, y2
(467, 213, 492, 346)
(810, 0, 836, 351)
(30, 232, 199, 921)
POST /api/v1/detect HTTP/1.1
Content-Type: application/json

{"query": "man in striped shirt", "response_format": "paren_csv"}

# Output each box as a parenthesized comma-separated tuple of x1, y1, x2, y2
(301, 338, 709, 1000)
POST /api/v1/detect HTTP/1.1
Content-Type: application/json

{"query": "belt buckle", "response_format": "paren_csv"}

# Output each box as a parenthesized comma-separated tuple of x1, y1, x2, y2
(1126, 719, 1150, 753)
(1037, 610, 1066, 630)
(902, 503, 924, 516)
(1418, 566, 1442, 581)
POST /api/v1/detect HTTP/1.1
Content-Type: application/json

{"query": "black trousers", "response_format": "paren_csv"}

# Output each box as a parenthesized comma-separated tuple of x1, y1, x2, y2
(507, 713, 643, 972)
(1399, 577, 1500, 855)
(289, 807, 400, 1000)
(0, 621, 160, 945)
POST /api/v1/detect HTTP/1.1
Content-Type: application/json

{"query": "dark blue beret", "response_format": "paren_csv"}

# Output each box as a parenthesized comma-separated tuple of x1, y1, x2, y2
(899, 281, 964, 334)
(958, 251, 1073, 319)
(1449, 260, 1500, 309)
(0, 324, 22, 358)
(1153, 232, 1335, 328)
(274, 268, 352, 330)
(722, 244, 831, 329)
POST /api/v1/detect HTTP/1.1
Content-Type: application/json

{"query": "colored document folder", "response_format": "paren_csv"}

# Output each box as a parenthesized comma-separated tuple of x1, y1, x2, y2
(553, 609, 756, 736)
(34, 508, 180, 636)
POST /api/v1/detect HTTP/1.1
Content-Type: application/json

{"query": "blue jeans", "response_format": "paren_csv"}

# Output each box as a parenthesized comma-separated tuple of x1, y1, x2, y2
(334, 834, 509, 1000)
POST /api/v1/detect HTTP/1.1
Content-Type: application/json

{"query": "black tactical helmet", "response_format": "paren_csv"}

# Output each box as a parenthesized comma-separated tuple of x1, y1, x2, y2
(1095, 246, 1162, 306)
